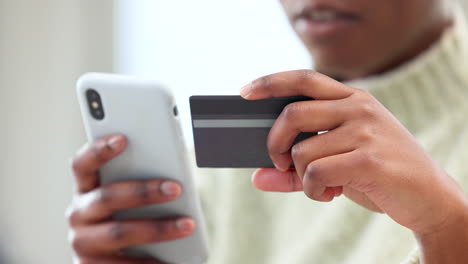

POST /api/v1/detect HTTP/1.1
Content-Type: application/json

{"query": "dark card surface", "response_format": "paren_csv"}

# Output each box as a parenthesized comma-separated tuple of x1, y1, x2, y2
(190, 95, 316, 168)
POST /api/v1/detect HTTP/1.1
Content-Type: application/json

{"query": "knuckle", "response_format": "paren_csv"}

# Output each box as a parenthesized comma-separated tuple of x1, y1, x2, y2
(254, 74, 272, 89)
(95, 187, 113, 206)
(66, 207, 82, 226)
(295, 70, 317, 84)
(304, 162, 318, 180)
(290, 143, 304, 161)
(353, 87, 371, 97)
(69, 230, 85, 253)
(282, 103, 301, 121)
(357, 101, 378, 118)
(304, 189, 316, 200)
(354, 125, 376, 144)
(351, 92, 379, 119)
(66, 196, 88, 225)
(71, 143, 93, 172)
(133, 180, 151, 204)
(71, 156, 83, 174)
(304, 162, 328, 185)
(303, 186, 321, 201)
(154, 220, 172, 238)
(90, 142, 109, 163)
(108, 222, 127, 241)
(250, 75, 272, 95)
(266, 133, 280, 155)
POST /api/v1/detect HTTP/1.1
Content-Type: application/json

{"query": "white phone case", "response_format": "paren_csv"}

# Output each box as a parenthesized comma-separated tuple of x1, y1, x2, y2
(76, 73, 209, 264)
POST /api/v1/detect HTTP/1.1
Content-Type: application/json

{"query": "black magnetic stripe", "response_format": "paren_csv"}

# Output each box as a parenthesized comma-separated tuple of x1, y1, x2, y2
(189, 95, 313, 116)
(191, 114, 278, 120)
(193, 119, 276, 128)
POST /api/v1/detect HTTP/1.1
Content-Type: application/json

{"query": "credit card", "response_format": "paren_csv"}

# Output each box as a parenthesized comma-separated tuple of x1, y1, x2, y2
(190, 95, 316, 168)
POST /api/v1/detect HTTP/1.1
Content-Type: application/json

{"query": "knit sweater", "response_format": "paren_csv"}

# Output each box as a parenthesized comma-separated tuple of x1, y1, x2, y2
(192, 7, 468, 264)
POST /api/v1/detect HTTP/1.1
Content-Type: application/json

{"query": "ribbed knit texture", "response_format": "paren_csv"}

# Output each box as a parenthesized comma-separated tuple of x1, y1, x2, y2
(192, 7, 468, 264)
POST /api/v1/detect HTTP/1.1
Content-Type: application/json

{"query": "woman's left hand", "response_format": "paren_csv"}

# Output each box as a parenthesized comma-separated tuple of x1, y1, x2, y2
(242, 70, 468, 236)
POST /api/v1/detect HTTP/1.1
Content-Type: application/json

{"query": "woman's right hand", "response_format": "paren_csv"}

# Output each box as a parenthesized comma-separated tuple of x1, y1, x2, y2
(67, 135, 195, 264)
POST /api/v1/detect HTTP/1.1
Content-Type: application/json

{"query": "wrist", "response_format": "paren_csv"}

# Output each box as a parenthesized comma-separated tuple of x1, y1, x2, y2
(415, 198, 468, 264)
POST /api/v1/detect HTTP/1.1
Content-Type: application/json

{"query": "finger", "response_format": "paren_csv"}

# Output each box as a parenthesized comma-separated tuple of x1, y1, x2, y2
(252, 168, 303, 192)
(68, 179, 182, 226)
(70, 218, 195, 256)
(267, 100, 349, 170)
(332, 186, 344, 197)
(303, 150, 375, 201)
(71, 135, 127, 193)
(240, 70, 355, 100)
(74, 255, 163, 264)
(291, 124, 356, 179)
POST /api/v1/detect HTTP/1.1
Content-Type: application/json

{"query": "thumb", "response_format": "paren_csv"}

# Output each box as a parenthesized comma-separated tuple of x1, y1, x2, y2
(252, 168, 303, 192)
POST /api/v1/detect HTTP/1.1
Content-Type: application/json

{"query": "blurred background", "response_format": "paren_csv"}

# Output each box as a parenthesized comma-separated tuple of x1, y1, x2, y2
(0, 0, 467, 263)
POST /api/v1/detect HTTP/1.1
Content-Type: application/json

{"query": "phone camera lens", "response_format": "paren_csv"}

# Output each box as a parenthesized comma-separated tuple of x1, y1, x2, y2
(86, 89, 105, 120)
(88, 92, 98, 100)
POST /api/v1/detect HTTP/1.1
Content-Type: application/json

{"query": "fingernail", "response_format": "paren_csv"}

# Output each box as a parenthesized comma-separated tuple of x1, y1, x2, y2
(108, 135, 124, 150)
(160, 181, 181, 196)
(240, 83, 252, 98)
(176, 218, 195, 232)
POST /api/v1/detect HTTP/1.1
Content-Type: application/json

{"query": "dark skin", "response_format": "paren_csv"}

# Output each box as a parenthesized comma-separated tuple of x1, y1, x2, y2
(67, 135, 194, 263)
(279, 0, 450, 80)
(68, 0, 468, 263)
(245, 70, 468, 264)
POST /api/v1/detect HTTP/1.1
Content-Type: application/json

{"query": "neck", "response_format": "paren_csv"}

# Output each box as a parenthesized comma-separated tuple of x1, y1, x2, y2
(321, 16, 454, 82)
(366, 18, 453, 80)
(343, 7, 468, 134)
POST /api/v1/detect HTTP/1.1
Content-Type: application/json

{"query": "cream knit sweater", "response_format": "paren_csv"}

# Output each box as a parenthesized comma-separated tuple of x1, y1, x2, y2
(192, 7, 468, 264)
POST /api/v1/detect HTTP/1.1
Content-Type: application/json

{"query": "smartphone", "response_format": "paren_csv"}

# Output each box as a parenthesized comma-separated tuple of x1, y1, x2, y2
(76, 73, 209, 264)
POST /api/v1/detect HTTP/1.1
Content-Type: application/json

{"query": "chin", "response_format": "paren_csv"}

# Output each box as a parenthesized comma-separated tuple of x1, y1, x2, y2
(309, 43, 384, 81)
(313, 57, 366, 81)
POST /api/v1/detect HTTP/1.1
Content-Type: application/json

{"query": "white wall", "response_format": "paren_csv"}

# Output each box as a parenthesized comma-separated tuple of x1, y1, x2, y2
(115, 0, 311, 146)
(462, 0, 468, 11)
(0, 1, 114, 263)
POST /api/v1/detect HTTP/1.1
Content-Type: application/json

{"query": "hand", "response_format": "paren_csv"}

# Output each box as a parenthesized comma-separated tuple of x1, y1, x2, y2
(67, 135, 195, 264)
(242, 70, 468, 236)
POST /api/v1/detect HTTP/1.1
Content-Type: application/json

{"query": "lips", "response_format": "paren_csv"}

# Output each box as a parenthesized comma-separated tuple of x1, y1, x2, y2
(292, 4, 361, 42)
(293, 1, 360, 22)
(300, 9, 358, 23)
(308, 10, 340, 22)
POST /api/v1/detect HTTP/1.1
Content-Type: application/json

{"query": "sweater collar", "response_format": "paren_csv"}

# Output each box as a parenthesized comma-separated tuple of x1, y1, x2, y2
(344, 8, 468, 134)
